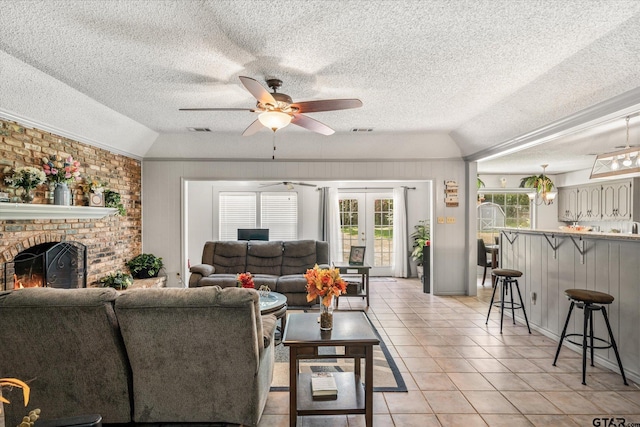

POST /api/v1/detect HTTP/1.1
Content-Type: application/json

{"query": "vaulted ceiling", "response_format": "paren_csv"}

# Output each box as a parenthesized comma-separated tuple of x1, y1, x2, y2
(1, 1, 640, 173)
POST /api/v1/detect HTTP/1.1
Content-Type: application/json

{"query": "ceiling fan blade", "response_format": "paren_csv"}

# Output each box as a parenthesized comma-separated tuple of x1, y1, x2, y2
(291, 99, 362, 113)
(259, 182, 281, 188)
(179, 107, 254, 111)
(291, 114, 335, 135)
(242, 119, 264, 136)
(291, 182, 317, 187)
(239, 76, 277, 106)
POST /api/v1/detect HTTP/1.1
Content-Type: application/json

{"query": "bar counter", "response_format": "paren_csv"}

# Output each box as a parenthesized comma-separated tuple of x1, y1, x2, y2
(498, 228, 640, 383)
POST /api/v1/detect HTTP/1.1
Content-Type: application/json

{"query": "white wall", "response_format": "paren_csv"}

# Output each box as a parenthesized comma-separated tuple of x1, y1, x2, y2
(143, 159, 470, 295)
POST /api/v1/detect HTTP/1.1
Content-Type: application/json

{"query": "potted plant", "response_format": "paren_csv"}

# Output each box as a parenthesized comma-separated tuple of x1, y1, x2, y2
(104, 189, 126, 216)
(126, 253, 164, 279)
(99, 271, 133, 290)
(519, 170, 554, 194)
(411, 220, 430, 279)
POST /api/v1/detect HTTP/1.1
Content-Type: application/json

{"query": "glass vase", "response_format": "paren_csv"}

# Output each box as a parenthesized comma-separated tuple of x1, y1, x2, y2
(320, 295, 335, 331)
(53, 182, 72, 206)
(20, 188, 34, 203)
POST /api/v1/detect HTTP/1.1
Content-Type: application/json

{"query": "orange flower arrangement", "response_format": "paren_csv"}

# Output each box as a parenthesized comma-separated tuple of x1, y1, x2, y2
(237, 272, 255, 289)
(304, 264, 347, 306)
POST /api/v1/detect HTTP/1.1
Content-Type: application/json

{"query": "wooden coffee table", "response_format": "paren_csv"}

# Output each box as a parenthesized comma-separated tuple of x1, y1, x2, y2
(282, 311, 380, 426)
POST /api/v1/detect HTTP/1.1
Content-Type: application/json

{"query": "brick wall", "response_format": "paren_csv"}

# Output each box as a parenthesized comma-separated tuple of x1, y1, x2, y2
(0, 118, 142, 287)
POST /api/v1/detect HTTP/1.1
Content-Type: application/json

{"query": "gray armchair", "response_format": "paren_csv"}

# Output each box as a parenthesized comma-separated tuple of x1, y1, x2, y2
(114, 286, 276, 426)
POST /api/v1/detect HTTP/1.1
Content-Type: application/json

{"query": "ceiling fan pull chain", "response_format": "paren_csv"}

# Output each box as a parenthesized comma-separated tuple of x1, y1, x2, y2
(272, 133, 276, 160)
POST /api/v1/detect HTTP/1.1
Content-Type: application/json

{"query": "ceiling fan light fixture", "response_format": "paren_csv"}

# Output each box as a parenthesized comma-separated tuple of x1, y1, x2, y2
(258, 111, 292, 132)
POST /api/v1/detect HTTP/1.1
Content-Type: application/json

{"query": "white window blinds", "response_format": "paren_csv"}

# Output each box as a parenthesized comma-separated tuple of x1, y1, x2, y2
(261, 192, 298, 240)
(218, 191, 298, 241)
(219, 193, 256, 240)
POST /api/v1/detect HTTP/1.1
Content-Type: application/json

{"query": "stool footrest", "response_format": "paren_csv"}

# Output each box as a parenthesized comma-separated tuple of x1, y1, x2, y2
(492, 301, 523, 310)
(564, 333, 613, 350)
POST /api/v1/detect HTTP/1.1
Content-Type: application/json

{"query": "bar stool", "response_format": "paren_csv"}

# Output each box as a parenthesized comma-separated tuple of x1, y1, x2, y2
(485, 268, 531, 334)
(553, 289, 628, 386)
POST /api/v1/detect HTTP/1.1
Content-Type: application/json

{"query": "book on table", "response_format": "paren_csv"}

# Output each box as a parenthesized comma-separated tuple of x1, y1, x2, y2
(311, 372, 338, 397)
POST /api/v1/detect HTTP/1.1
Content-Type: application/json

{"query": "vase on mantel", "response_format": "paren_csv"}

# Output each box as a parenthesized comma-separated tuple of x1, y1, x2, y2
(20, 188, 35, 203)
(320, 296, 335, 331)
(53, 182, 72, 206)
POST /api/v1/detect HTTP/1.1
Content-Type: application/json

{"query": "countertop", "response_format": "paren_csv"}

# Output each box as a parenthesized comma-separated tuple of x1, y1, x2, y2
(499, 227, 640, 241)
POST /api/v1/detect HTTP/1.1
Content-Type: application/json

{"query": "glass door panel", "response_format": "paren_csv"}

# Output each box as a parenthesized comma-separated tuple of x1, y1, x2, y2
(339, 193, 393, 276)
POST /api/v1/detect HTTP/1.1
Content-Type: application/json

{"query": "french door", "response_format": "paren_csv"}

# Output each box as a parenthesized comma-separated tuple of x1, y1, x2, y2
(338, 193, 393, 276)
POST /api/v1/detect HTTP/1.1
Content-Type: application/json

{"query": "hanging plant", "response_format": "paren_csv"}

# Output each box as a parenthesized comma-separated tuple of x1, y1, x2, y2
(519, 174, 554, 193)
(477, 176, 485, 189)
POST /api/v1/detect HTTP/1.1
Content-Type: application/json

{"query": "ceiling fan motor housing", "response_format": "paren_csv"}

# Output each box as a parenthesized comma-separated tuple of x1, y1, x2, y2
(259, 92, 295, 113)
(266, 78, 283, 91)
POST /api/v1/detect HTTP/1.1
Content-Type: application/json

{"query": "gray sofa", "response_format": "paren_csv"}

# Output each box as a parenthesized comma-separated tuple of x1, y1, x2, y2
(189, 240, 329, 306)
(0, 286, 275, 426)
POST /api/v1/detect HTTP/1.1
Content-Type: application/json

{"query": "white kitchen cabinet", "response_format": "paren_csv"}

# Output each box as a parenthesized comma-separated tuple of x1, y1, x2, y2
(577, 184, 602, 220)
(558, 178, 640, 222)
(557, 188, 579, 222)
(602, 179, 632, 220)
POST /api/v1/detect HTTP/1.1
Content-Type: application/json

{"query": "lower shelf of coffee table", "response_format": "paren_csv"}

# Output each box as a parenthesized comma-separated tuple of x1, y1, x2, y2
(296, 372, 365, 414)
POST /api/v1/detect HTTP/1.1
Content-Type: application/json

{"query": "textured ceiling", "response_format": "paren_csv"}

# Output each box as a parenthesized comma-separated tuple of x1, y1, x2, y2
(1, 0, 640, 169)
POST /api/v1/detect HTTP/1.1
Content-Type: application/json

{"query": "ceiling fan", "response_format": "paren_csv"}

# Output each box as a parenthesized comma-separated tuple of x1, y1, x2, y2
(180, 76, 362, 136)
(260, 181, 317, 189)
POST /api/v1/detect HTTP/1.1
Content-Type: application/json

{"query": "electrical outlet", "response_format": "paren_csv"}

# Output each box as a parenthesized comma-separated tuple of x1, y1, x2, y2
(437, 217, 445, 224)
(446, 217, 455, 224)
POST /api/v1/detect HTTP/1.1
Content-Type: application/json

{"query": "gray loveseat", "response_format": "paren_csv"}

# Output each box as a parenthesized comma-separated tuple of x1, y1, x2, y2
(0, 286, 275, 426)
(189, 240, 329, 306)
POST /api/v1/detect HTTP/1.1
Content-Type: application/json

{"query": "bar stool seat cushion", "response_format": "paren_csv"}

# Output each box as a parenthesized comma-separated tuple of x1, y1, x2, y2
(491, 268, 522, 278)
(565, 289, 614, 304)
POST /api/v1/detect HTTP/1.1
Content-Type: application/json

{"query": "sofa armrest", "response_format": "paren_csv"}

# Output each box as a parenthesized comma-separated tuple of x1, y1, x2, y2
(190, 264, 215, 276)
(261, 314, 277, 349)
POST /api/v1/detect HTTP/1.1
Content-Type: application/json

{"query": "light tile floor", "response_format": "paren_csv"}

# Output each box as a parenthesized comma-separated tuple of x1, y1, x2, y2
(259, 276, 640, 427)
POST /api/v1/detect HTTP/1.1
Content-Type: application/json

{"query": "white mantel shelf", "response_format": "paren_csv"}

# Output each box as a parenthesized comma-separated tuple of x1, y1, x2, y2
(0, 203, 117, 220)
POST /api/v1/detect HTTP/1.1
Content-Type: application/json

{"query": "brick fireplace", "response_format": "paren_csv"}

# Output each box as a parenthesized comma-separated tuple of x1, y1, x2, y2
(0, 119, 142, 286)
(4, 240, 87, 290)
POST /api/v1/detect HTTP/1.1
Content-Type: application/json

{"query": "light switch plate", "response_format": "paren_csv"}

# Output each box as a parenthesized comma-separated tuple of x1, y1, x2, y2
(446, 217, 456, 224)
(437, 217, 445, 224)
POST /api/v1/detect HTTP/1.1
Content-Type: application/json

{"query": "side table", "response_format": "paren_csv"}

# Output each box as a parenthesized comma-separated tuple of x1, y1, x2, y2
(283, 312, 379, 426)
(332, 262, 371, 306)
(259, 291, 288, 334)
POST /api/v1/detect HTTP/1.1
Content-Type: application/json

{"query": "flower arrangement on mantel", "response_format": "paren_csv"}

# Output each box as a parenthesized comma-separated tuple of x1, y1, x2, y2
(237, 272, 255, 289)
(41, 155, 81, 184)
(80, 176, 107, 195)
(304, 264, 347, 306)
(4, 167, 46, 202)
(0, 377, 41, 427)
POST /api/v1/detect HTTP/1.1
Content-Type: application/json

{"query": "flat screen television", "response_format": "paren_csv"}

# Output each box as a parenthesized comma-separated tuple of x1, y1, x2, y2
(237, 228, 269, 241)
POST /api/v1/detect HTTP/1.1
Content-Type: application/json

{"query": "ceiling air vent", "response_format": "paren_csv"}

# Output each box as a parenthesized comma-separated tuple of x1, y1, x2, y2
(187, 127, 211, 132)
(351, 128, 373, 132)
